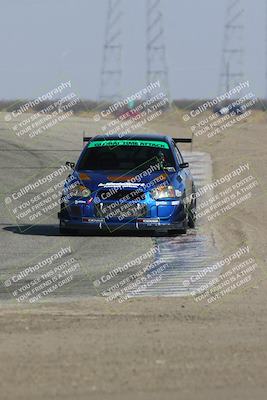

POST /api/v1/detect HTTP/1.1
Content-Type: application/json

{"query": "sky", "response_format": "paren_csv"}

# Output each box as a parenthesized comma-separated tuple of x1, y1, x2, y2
(0, 0, 266, 100)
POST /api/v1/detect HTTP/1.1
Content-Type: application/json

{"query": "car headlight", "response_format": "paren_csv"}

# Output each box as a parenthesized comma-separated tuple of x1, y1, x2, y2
(151, 185, 177, 200)
(69, 185, 91, 198)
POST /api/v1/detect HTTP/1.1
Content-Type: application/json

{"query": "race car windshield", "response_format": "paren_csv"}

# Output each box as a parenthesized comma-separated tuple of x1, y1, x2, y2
(77, 140, 176, 171)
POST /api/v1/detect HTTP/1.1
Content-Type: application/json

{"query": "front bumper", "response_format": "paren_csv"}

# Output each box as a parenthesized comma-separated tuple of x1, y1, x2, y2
(59, 217, 186, 233)
(58, 199, 187, 233)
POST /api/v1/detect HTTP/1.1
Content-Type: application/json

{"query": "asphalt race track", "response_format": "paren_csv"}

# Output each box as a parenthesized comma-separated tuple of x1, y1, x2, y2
(0, 113, 219, 303)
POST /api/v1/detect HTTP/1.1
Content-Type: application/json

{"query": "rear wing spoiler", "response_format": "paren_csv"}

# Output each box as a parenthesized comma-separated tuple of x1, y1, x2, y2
(83, 137, 192, 144)
(83, 136, 92, 142)
(82, 132, 92, 148)
(173, 138, 192, 143)
(173, 137, 193, 151)
(82, 135, 193, 149)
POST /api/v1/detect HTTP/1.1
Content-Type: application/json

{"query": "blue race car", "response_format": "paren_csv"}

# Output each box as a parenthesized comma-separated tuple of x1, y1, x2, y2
(58, 133, 196, 235)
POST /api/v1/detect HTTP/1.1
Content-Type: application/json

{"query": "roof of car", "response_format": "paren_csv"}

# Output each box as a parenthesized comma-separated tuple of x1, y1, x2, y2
(92, 133, 171, 142)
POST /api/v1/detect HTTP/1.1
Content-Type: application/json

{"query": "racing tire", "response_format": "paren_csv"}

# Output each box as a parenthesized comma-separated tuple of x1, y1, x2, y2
(188, 191, 197, 229)
(168, 228, 187, 235)
(168, 219, 188, 235)
(59, 220, 75, 235)
(188, 206, 196, 229)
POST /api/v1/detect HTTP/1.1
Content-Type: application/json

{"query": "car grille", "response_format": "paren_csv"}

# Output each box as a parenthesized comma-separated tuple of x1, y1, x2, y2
(95, 202, 147, 220)
(98, 188, 146, 202)
(70, 205, 82, 217)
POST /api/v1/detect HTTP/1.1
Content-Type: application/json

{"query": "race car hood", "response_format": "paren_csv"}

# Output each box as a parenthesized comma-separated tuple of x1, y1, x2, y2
(70, 169, 183, 191)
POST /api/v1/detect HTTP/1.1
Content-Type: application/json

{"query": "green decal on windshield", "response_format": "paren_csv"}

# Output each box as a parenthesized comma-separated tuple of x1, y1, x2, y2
(88, 140, 169, 149)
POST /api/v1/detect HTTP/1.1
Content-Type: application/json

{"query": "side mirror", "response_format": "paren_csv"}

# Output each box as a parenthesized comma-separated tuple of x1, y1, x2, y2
(66, 161, 75, 170)
(179, 162, 189, 169)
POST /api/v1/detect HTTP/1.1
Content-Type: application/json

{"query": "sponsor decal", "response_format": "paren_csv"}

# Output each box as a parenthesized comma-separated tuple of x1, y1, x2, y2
(98, 182, 146, 188)
(82, 218, 104, 223)
(88, 140, 169, 149)
(137, 218, 160, 224)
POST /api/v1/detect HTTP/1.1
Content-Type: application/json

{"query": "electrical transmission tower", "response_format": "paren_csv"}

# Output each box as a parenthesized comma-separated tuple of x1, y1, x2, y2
(219, 0, 244, 95)
(146, 0, 169, 96)
(266, 0, 267, 99)
(99, 0, 122, 102)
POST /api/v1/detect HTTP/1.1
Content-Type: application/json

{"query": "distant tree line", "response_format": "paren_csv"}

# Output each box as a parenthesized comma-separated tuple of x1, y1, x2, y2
(0, 99, 266, 113)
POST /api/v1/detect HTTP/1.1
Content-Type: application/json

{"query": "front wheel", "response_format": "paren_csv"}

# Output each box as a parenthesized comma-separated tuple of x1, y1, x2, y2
(188, 193, 196, 229)
(168, 219, 188, 235)
(188, 207, 196, 228)
(168, 228, 187, 235)
(59, 220, 75, 235)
